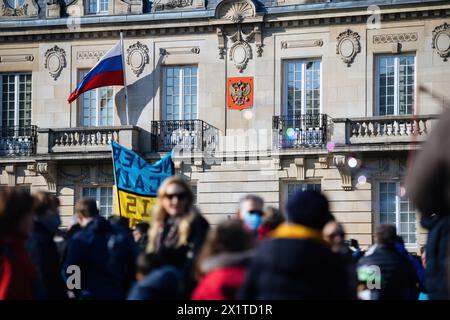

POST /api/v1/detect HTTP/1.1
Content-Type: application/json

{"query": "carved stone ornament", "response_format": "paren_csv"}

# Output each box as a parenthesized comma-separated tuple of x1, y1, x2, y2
(152, 0, 204, 12)
(333, 155, 352, 191)
(218, 0, 255, 23)
(44, 45, 67, 81)
(1, 0, 38, 17)
(229, 41, 252, 73)
(432, 23, 450, 62)
(336, 29, 361, 67)
(127, 41, 149, 77)
(36, 161, 57, 192)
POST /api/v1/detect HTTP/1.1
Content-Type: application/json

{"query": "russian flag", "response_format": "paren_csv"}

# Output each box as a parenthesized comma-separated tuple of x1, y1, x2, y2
(68, 40, 124, 103)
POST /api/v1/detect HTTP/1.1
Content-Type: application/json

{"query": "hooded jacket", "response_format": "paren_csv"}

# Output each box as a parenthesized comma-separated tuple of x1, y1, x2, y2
(192, 250, 254, 300)
(62, 216, 138, 299)
(237, 224, 353, 300)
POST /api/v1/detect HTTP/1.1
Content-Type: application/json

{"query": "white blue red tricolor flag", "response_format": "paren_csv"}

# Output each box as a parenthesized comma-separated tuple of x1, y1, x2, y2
(68, 40, 124, 103)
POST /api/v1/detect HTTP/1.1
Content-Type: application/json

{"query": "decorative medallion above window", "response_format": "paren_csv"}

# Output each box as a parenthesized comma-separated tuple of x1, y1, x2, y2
(44, 45, 67, 81)
(127, 41, 149, 77)
(432, 23, 450, 62)
(336, 29, 361, 67)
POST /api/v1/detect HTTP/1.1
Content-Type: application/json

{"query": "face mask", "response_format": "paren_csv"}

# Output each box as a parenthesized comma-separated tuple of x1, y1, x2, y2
(243, 211, 263, 231)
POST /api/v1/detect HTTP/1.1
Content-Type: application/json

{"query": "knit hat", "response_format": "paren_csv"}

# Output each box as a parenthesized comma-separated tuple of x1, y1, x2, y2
(286, 190, 334, 230)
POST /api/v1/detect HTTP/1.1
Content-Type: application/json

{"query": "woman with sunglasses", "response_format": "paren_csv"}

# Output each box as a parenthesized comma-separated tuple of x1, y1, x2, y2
(147, 176, 209, 297)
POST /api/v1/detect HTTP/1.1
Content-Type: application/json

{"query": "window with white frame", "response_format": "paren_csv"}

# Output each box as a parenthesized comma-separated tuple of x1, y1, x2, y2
(1, 73, 32, 131)
(163, 66, 198, 120)
(88, 0, 108, 14)
(5, 0, 25, 8)
(378, 181, 416, 245)
(284, 60, 321, 122)
(82, 187, 113, 219)
(80, 70, 114, 127)
(376, 54, 415, 116)
(286, 182, 321, 201)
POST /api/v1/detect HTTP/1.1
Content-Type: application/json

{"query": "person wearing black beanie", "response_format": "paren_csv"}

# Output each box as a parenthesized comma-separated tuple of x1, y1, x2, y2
(238, 190, 355, 300)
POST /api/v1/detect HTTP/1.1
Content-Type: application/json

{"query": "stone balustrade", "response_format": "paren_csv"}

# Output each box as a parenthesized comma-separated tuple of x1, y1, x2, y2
(37, 126, 140, 154)
(332, 114, 439, 145)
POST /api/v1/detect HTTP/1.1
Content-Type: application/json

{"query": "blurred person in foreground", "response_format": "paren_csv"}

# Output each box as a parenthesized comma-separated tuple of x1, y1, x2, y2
(147, 176, 209, 297)
(192, 220, 254, 300)
(62, 198, 138, 299)
(323, 221, 358, 299)
(26, 191, 66, 299)
(133, 222, 150, 252)
(127, 252, 182, 300)
(238, 190, 352, 299)
(357, 225, 418, 300)
(406, 103, 450, 299)
(257, 206, 285, 240)
(0, 188, 39, 299)
(236, 195, 264, 237)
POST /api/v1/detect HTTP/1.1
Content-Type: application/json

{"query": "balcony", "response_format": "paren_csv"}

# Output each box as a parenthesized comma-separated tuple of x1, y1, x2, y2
(332, 115, 439, 146)
(151, 120, 219, 153)
(0, 126, 37, 156)
(272, 114, 330, 149)
(37, 126, 139, 154)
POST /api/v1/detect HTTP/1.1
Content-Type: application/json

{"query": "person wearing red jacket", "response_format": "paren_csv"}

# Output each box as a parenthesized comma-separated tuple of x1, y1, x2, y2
(0, 188, 39, 300)
(192, 220, 254, 300)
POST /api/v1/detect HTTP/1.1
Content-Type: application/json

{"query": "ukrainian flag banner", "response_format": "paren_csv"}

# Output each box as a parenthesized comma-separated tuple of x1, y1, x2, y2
(111, 140, 173, 225)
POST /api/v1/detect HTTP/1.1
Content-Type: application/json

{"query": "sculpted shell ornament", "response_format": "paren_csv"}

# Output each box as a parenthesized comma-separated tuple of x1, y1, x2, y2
(432, 23, 450, 62)
(336, 29, 361, 67)
(220, 1, 255, 23)
(44, 45, 67, 81)
(126, 41, 149, 77)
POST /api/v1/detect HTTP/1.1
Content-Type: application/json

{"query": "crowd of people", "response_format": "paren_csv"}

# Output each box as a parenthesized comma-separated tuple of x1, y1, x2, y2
(0, 173, 440, 300)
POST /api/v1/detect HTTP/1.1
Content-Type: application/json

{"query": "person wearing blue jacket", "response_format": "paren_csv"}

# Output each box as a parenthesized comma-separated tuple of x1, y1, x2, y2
(62, 198, 138, 300)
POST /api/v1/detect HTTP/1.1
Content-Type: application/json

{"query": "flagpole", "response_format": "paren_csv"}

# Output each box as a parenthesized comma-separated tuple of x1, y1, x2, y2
(120, 31, 130, 125)
(111, 143, 122, 218)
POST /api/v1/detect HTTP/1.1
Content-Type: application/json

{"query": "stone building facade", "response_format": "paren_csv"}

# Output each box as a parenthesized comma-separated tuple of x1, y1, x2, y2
(1, 0, 449, 250)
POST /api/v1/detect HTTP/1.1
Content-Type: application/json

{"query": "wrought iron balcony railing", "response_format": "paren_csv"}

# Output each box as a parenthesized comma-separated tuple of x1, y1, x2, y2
(0, 125, 37, 156)
(151, 119, 219, 153)
(272, 114, 330, 149)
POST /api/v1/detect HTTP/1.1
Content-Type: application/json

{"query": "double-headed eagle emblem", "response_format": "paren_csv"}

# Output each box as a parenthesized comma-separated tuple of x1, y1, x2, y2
(227, 77, 253, 110)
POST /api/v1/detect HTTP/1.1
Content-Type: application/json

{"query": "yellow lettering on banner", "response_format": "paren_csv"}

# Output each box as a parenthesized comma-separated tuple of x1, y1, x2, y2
(117, 189, 156, 223)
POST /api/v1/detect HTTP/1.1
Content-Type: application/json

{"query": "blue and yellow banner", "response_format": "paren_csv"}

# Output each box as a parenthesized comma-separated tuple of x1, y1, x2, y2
(111, 140, 173, 225)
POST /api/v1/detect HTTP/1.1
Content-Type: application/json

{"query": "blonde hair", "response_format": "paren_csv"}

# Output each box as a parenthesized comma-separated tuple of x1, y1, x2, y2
(147, 175, 196, 252)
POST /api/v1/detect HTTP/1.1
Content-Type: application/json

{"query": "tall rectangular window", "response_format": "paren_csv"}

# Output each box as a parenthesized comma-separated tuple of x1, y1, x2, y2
(284, 60, 321, 120)
(88, 0, 108, 14)
(378, 182, 416, 244)
(163, 66, 198, 120)
(1, 73, 32, 130)
(82, 187, 113, 219)
(80, 70, 113, 127)
(376, 54, 415, 116)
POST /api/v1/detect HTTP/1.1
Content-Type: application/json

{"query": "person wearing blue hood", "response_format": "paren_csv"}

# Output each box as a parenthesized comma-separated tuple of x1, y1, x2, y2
(238, 190, 353, 299)
(62, 198, 138, 300)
